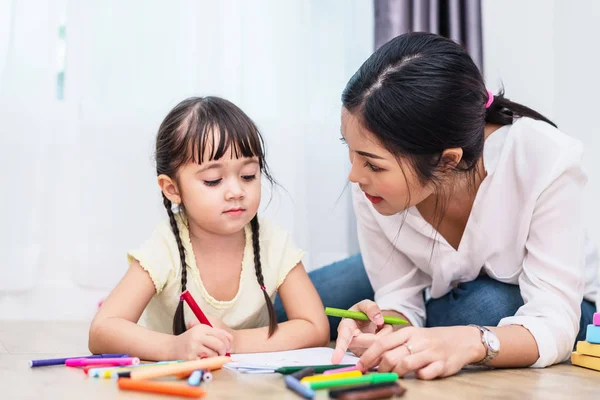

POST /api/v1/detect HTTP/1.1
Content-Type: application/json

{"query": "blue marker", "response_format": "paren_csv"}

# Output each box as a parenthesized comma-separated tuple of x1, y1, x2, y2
(285, 375, 315, 399)
(188, 370, 203, 386)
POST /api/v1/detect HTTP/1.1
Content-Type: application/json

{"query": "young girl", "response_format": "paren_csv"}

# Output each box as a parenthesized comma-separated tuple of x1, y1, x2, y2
(88, 96, 329, 361)
(304, 32, 598, 378)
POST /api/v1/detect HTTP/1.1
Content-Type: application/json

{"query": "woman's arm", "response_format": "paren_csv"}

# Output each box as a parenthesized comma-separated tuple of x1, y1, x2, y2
(493, 145, 587, 367)
(358, 143, 588, 378)
(356, 323, 538, 379)
(228, 262, 330, 353)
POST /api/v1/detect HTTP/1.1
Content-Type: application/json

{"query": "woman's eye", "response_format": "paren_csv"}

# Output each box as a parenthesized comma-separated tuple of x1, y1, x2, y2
(241, 175, 256, 181)
(364, 161, 383, 172)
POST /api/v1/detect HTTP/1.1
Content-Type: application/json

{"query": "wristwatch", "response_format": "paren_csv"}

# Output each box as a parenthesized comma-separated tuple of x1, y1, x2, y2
(469, 325, 500, 365)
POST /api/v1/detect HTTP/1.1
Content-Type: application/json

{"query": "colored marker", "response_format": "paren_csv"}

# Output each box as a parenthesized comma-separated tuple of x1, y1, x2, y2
(181, 290, 230, 356)
(181, 290, 212, 326)
(330, 382, 406, 399)
(129, 356, 230, 380)
(301, 370, 362, 383)
(306, 372, 399, 390)
(103, 361, 182, 379)
(188, 370, 203, 386)
(285, 375, 315, 399)
(328, 381, 398, 398)
(325, 307, 408, 325)
(202, 371, 213, 382)
(83, 364, 115, 374)
(323, 365, 358, 375)
(66, 357, 140, 367)
(118, 378, 205, 398)
(291, 367, 315, 380)
(29, 354, 129, 367)
(275, 364, 355, 375)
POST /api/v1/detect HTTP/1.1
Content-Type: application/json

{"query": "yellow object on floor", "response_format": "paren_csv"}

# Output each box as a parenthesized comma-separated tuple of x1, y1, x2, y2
(576, 341, 600, 358)
(571, 351, 600, 372)
(300, 370, 362, 383)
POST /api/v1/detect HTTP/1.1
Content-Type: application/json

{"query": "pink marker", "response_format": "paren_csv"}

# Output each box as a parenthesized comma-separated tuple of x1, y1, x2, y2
(594, 312, 600, 326)
(65, 357, 140, 367)
(322, 365, 358, 375)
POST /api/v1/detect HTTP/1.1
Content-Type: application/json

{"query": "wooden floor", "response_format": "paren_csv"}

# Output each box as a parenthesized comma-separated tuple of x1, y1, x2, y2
(1, 321, 598, 399)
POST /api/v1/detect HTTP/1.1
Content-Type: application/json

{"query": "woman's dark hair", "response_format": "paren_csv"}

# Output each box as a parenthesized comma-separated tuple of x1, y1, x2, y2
(155, 96, 278, 336)
(342, 32, 555, 229)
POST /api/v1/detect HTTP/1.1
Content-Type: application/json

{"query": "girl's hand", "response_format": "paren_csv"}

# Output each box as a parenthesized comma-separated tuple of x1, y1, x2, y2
(332, 300, 393, 363)
(356, 326, 485, 380)
(172, 324, 233, 360)
(187, 316, 236, 353)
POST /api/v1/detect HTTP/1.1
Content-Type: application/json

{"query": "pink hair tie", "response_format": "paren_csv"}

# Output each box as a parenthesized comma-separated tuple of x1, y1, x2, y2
(260, 285, 266, 291)
(485, 89, 494, 108)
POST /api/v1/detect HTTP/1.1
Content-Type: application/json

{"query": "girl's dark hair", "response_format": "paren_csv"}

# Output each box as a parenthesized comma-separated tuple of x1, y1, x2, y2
(342, 32, 555, 230)
(155, 96, 278, 336)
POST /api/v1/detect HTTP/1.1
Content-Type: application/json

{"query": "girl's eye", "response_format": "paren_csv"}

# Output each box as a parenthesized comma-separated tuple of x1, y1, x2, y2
(204, 179, 222, 187)
(364, 161, 383, 172)
(339, 137, 348, 145)
(241, 175, 257, 181)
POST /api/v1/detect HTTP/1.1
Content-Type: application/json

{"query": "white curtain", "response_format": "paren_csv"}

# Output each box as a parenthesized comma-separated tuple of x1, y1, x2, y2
(0, 0, 374, 319)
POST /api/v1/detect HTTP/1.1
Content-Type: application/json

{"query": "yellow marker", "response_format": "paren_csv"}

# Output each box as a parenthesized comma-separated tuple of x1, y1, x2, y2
(97, 361, 181, 379)
(300, 370, 362, 383)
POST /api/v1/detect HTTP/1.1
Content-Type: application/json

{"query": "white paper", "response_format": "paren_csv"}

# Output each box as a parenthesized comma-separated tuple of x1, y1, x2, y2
(224, 347, 359, 373)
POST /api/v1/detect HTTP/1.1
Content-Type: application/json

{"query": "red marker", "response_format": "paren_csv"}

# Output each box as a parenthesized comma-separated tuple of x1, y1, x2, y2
(181, 290, 212, 326)
(180, 290, 230, 356)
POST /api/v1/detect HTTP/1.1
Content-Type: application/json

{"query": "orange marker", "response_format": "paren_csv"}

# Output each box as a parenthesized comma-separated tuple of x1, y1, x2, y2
(118, 378, 205, 398)
(176, 370, 193, 379)
(129, 356, 230, 381)
(82, 364, 113, 374)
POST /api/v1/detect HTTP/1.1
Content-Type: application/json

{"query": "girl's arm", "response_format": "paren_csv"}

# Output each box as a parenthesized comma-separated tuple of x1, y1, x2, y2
(89, 260, 175, 359)
(89, 260, 231, 360)
(228, 262, 330, 353)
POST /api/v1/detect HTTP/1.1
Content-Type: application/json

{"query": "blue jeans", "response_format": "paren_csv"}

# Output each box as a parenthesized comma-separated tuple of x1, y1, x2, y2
(275, 254, 597, 343)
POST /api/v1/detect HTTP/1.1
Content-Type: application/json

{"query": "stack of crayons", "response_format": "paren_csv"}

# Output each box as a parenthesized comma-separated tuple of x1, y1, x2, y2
(29, 353, 230, 398)
(572, 312, 600, 372)
(279, 364, 406, 399)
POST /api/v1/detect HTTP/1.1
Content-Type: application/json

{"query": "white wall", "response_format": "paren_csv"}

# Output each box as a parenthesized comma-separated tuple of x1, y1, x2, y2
(483, 0, 600, 248)
(5, 0, 597, 321)
(0, 0, 373, 320)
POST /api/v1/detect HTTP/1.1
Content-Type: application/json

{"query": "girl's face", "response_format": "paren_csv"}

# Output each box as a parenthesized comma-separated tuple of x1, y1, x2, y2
(161, 143, 262, 237)
(341, 108, 434, 216)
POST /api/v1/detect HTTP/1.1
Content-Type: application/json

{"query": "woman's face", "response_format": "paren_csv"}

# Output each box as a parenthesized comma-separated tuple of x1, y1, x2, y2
(341, 108, 434, 216)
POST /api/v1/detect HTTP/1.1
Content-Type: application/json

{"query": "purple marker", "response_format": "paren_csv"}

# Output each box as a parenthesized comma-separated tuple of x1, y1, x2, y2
(29, 354, 130, 368)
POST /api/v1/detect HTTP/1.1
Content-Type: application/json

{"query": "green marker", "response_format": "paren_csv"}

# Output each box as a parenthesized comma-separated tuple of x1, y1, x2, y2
(275, 364, 354, 375)
(325, 307, 408, 325)
(307, 372, 399, 390)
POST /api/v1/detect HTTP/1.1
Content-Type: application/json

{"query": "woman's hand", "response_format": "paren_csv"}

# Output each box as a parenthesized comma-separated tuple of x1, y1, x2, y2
(356, 326, 485, 380)
(332, 300, 394, 363)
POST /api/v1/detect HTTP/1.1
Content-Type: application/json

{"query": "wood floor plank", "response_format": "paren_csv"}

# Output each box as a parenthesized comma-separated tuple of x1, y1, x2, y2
(1, 322, 597, 399)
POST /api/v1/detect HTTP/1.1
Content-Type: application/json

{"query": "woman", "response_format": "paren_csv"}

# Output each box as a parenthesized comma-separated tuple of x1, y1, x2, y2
(277, 32, 598, 379)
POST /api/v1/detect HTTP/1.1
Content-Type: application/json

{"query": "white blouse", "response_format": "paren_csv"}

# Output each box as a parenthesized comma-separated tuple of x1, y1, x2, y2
(353, 117, 599, 368)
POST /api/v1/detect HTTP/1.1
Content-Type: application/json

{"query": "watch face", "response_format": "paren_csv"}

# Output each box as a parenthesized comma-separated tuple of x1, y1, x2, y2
(485, 331, 501, 352)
